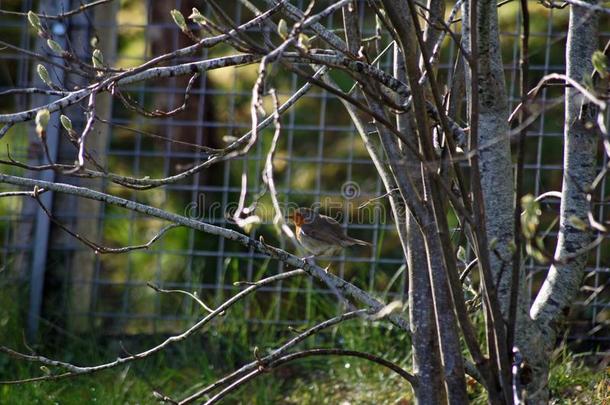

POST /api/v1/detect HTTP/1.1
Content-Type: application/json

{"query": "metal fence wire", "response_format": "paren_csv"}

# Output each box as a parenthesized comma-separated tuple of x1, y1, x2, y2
(0, 0, 609, 349)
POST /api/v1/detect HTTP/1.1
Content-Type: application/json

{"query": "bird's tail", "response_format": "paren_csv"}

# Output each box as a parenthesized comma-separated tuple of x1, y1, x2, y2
(344, 237, 371, 247)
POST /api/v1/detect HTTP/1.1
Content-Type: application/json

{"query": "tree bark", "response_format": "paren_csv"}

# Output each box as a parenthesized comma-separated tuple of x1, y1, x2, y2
(463, 0, 515, 317)
(378, 2, 469, 402)
(395, 46, 446, 405)
(528, 2, 599, 402)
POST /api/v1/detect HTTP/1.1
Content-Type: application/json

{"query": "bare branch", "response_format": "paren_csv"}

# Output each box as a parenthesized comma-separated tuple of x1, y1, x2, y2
(147, 283, 216, 315)
(199, 348, 417, 405)
(178, 309, 370, 404)
(263, 89, 298, 245)
(0, 189, 46, 198)
(0, 0, 113, 20)
(0, 54, 261, 125)
(0, 270, 305, 384)
(0, 173, 411, 332)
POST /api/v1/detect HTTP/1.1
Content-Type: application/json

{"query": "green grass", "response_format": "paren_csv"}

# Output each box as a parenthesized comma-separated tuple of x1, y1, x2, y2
(0, 281, 413, 405)
(0, 283, 608, 405)
(0, 320, 412, 404)
(547, 347, 610, 405)
(2, 325, 608, 404)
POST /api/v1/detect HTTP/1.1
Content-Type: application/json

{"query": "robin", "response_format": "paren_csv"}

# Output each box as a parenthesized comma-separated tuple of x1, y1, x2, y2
(290, 207, 370, 259)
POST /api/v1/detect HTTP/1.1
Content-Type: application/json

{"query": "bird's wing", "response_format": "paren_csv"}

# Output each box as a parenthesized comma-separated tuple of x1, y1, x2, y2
(318, 213, 342, 226)
(314, 215, 371, 247)
(300, 222, 345, 245)
(318, 215, 349, 236)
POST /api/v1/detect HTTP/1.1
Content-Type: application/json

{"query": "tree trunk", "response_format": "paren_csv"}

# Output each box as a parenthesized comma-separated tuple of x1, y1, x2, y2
(463, 0, 515, 316)
(527, 2, 599, 402)
(396, 49, 446, 405)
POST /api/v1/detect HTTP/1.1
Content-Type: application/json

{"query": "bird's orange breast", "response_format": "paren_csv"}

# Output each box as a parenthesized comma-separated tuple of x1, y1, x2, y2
(292, 211, 305, 226)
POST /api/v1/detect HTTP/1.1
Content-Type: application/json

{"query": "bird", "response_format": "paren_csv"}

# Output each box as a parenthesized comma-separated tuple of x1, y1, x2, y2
(289, 207, 370, 259)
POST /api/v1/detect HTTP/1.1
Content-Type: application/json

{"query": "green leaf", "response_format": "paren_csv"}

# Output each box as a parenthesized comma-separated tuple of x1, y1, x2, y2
(170, 9, 187, 32)
(535, 236, 545, 250)
(36, 64, 51, 86)
(60, 115, 72, 131)
(47, 39, 63, 54)
(27, 11, 42, 30)
(457, 245, 467, 262)
(298, 33, 311, 49)
(277, 19, 288, 39)
(188, 7, 206, 25)
(592, 50, 608, 78)
(92, 49, 104, 68)
(521, 194, 541, 239)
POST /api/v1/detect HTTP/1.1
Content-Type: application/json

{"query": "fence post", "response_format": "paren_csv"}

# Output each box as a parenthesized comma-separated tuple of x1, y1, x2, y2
(27, 0, 70, 341)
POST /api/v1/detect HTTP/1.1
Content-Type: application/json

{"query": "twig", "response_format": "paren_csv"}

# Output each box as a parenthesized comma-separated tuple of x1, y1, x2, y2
(0, 54, 261, 125)
(32, 193, 179, 254)
(459, 258, 480, 283)
(0, 0, 113, 20)
(0, 124, 13, 140)
(0, 270, 305, 384)
(200, 348, 417, 405)
(535, 191, 562, 202)
(510, 73, 607, 122)
(358, 188, 399, 209)
(0, 67, 328, 191)
(0, 88, 70, 97)
(0, 173, 411, 333)
(0, 189, 46, 198)
(263, 89, 298, 245)
(178, 309, 370, 404)
(114, 73, 200, 118)
(0, 39, 93, 79)
(557, 0, 610, 14)
(147, 283, 215, 314)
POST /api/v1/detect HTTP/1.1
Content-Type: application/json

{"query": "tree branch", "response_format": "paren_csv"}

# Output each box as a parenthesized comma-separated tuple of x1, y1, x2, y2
(0, 173, 411, 333)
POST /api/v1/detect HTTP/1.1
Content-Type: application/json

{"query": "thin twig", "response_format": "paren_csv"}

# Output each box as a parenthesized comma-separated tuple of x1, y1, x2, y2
(200, 348, 417, 405)
(0, 173, 411, 334)
(178, 310, 370, 404)
(0, 0, 113, 20)
(263, 89, 298, 245)
(0, 189, 46, 198)
(0, 270, 305, 385)
(32, 194, 180, 254)
(146, 283, 215, 314)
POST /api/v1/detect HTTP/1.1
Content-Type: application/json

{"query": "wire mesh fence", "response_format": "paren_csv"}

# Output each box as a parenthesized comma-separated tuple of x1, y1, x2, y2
(0, 0, 608, 349)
